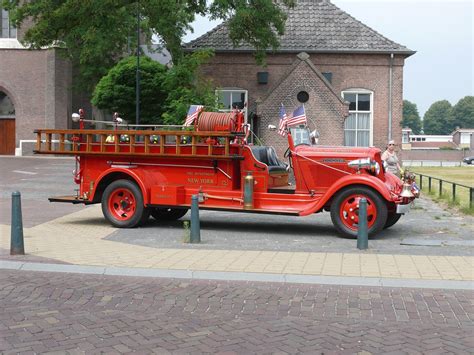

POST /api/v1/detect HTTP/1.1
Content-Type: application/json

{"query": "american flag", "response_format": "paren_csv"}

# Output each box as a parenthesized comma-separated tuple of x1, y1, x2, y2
(184, 105, 203, 126)
(278, 104, 288, 136)
(287, 105, 307, 127)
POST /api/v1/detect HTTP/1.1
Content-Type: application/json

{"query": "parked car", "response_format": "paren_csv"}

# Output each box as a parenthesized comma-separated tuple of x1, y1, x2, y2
(462, 156, 474, 165)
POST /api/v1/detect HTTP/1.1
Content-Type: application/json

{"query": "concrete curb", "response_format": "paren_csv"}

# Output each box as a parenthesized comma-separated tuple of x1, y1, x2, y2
(1, 260, 472, 290)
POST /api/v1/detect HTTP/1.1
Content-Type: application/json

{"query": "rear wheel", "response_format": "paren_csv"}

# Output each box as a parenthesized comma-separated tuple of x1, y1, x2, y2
(102, 179, 145, 228)
(384, 213, 402, 229)
(151, 208, 188, 221)
(330, 186, 388, 238)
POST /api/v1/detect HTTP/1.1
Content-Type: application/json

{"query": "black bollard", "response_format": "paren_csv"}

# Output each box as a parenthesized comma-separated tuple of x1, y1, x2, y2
(10, 191, 25, 255)
(190, 195, 201, 244)
(357, 198, 368, 250)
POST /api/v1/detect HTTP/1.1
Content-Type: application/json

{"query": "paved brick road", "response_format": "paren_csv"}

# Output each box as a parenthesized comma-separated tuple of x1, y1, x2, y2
(1, 270, 472, 354)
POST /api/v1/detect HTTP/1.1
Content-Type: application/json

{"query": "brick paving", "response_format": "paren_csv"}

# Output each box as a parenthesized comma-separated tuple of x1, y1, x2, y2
(1, 270, 473, 354)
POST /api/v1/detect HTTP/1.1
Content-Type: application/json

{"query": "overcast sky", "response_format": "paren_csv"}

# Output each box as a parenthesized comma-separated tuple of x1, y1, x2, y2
(182, 0, 473, 117)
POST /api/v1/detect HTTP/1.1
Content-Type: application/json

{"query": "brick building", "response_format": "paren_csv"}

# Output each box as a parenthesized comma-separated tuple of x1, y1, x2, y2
(0, 12, 73, 155)
(185, 0, 415, 156)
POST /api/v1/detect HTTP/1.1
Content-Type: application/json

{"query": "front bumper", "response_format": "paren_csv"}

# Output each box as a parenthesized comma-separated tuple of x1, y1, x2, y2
(396, 202, 413, 214)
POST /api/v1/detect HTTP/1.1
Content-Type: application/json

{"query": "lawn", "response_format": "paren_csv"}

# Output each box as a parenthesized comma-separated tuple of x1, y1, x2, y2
(409, 166, 474, 213)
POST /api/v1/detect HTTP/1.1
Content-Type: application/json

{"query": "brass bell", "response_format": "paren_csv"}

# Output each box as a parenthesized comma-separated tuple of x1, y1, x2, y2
(400, 182, 414, 198)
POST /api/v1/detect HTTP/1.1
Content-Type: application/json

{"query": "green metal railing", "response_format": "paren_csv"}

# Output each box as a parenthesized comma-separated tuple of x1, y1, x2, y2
(417, 173, 474, 209)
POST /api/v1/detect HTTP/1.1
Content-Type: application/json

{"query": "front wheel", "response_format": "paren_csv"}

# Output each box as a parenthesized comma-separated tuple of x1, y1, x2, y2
(330, 186, 388, 238)
(384, 213, 402, 229)
(102, 179, 146, 228)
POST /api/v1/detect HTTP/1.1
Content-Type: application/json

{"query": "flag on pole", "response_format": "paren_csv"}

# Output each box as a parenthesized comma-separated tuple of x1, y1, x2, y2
(278, 104, 288, 136)
(287, 105, 307, 127)
(184, 105, 203, 126)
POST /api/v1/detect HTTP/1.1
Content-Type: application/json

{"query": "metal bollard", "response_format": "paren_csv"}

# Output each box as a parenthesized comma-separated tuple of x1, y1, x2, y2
(190, 195, 201, 243)
(357, 198, 368, 250)
(10, 191, 25, 255)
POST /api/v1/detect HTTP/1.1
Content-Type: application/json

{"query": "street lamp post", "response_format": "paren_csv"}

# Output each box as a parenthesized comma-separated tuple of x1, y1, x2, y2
(135, 0, 140, 126)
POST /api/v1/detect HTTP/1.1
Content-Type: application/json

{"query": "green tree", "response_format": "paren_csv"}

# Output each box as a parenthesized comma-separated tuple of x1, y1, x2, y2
(92, 51, 217, 125)
(450, 96, 474, 129)
(92, 56, 167, 124)
(401, 100, 421, 134)
(161, 50, 218, 125)
(3, 0, 294, 90)
(423, 100, 453, 135)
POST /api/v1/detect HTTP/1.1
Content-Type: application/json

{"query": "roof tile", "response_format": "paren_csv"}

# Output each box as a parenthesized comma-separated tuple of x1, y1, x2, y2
(185, 0, 413, 54)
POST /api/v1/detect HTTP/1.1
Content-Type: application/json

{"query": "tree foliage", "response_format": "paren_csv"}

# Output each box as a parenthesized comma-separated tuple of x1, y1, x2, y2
(92, 56, 168, 124)
(450, 96, 474, 129)
(423, 100, 453, 135)
(161, 50, 218, 125)
(3, 0, 294, 90)
(401, 100, 421, 134)
(92, 51, 217, 125)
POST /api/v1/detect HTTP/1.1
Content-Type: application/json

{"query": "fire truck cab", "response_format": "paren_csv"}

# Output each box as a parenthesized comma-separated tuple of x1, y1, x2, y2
(34, 110, 418, 238)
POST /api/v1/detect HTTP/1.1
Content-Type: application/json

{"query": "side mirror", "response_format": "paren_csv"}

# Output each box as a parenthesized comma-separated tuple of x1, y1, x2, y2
(310, 130, 319, 144)
(268, 124, 277, 131)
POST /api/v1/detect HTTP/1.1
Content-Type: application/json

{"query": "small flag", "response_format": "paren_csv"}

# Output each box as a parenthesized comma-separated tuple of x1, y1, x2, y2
(184, 105, 203, 126)
(287, 105, 307, 127)
(278, 104, 288, 136)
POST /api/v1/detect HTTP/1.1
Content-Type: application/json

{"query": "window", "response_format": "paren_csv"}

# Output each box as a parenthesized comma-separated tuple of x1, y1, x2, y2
(216, 89, 248, 121)
(402, 131, 409, 143)
(0, 91, 15, 118)
(297, 91, 309, 103)
(342, 90, 373, 147)
(1, 9, 16, 39)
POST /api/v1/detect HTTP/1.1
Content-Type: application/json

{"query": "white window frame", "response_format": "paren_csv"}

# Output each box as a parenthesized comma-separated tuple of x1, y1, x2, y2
(216, 88, 248, 123)
(341, 89, 374, 147)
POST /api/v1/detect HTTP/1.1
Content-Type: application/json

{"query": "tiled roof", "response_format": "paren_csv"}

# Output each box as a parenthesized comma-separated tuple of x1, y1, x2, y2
(185, 0, 414, 55)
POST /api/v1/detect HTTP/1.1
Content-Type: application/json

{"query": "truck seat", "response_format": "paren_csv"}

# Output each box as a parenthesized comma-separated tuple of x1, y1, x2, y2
(250, 146, 288, 173)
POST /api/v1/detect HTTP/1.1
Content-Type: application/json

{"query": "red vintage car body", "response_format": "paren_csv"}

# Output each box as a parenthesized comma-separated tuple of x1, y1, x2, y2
(34, 112, 416, 238)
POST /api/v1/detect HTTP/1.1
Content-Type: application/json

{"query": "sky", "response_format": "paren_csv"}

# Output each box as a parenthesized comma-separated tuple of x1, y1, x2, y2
(182, 0, 473, 117)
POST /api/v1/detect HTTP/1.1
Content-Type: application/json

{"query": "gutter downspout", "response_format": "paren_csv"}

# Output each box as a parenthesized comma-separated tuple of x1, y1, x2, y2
(388, 53, 394, 140)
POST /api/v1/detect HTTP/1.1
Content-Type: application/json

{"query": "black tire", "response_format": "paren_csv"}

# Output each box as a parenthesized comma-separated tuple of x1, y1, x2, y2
(384, 213, 402, 229)
(101, 179, 145, 228)
(139, 207, 151, 226)
(151, 208, 188, 221)
(330, 186, 388, 238)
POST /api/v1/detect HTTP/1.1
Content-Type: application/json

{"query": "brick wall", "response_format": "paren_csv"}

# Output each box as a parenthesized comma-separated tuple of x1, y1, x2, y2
(199, 51, 407, 157)
(0, 48, 72, 147)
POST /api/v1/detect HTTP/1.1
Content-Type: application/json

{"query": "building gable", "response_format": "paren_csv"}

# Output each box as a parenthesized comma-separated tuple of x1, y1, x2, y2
(257, 53, 349, 153)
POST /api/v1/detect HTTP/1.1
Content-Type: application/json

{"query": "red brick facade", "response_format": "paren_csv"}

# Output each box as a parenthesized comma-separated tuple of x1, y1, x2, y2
(200, 51, 407, 157)
(0, 48, 72, 146)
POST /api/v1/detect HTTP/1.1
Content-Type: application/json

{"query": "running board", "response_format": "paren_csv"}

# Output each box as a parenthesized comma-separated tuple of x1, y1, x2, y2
(48, 196, 94, 205)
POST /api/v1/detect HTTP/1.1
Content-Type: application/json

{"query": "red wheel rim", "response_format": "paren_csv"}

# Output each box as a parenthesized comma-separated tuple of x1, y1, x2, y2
(108, 188, 136, 221)
(339, 194, 377, 231)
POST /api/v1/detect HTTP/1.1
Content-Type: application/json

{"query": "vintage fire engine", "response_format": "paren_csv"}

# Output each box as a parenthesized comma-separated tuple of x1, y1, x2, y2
(34, 109, 419, 238)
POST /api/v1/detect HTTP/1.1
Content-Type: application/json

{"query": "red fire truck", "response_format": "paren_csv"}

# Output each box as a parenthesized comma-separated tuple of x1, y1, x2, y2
(34, 110, 418, 238)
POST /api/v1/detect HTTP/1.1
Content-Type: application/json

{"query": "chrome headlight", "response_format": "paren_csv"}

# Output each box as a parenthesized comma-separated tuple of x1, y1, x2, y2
(348, 158, 380, 175)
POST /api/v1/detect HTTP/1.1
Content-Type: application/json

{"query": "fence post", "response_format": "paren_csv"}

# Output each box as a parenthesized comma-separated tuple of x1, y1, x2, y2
(357, 198, 368, 250)
(470, 188, 473, 209)
(452, 183, 456, 202)
(11, 191, 25, 255)
(429, 177, 432, 192)
(439, 180, 443, 197)
(419, 174, 423, 190)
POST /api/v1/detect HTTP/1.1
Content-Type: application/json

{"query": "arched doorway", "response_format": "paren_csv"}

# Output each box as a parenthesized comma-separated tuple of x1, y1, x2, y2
(0, 91, 15, 155)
